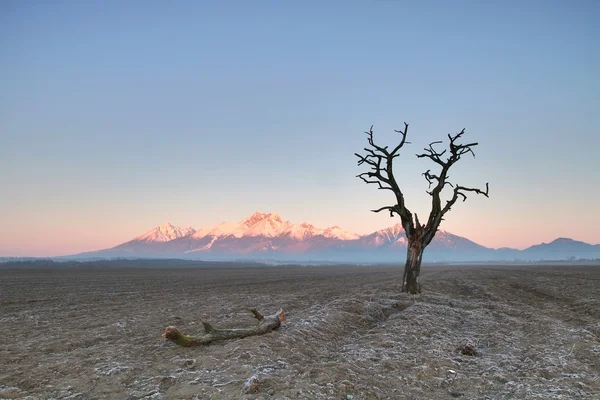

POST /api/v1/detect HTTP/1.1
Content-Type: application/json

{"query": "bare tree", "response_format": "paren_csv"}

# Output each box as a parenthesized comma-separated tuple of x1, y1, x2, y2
(355, 123, 489, 294)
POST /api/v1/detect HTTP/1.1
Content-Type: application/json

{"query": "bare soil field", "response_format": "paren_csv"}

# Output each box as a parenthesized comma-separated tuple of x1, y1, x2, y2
(1, 264, 599, 399)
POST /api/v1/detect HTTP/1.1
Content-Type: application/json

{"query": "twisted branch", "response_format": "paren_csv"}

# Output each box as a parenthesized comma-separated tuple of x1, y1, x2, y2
(417, 130, 489, 246)
(355, 124, 415, 235)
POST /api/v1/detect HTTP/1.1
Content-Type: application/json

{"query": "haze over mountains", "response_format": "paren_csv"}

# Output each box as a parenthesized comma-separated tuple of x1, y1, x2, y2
(72, 212, 600, 263)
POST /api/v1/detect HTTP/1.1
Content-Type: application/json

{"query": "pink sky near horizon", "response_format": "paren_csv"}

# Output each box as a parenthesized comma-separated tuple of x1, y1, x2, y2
(1, 205, 598, 257)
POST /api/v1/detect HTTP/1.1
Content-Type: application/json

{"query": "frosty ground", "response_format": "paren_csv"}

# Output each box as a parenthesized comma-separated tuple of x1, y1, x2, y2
(0, 263, 598, 399)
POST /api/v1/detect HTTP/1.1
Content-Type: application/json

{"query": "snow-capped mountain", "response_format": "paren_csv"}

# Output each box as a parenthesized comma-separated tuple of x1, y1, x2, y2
(94, 222, 195, 255)
(323, 225, 360, 241)
(73, 212, 600, 262)
(189, 212, 358, 241)
(78, 212, 486, 261)
(134, 223, 195, 242)
(358, 224, 407, 248)
(169, 212, 359, 255)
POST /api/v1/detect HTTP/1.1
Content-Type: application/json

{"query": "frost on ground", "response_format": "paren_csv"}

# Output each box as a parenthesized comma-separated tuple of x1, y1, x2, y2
(0, 264, 598, 399)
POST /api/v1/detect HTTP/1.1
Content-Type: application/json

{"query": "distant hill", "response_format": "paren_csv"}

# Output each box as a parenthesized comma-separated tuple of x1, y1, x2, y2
(521, 238, 600, 260)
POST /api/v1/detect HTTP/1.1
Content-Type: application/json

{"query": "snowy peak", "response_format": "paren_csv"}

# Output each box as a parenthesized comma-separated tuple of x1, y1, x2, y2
(284, 222, 318, 240)
(241, 212, 290, 237)
(184, 212, 362, 242)
(189, 213, 289, 239)
(356, 224, 407, 248)
(191, 221, 239, 239)
(365, 224, 405, 242)
(323, 225, 360, 240)
(242, 212, 283, 225)
(134, 223, 195, 243)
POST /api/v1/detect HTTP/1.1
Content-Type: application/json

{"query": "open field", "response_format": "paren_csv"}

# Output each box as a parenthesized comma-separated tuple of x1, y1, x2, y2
(1, 264, 599, 399)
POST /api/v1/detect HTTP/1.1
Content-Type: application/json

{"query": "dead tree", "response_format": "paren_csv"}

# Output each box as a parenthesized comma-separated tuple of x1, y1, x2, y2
(355, 123, 489, 294)
(161, 308, 284, 347)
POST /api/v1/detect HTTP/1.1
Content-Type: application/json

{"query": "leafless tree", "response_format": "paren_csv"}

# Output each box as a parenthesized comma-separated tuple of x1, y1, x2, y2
(355, 123, 489, 294)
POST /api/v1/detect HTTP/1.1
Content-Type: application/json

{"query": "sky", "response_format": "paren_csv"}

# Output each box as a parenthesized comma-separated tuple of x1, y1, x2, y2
(1, 0, 599, 256)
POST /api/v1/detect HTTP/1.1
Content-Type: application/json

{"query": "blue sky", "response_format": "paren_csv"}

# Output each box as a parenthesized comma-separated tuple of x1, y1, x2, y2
(1, 0, 599, 256)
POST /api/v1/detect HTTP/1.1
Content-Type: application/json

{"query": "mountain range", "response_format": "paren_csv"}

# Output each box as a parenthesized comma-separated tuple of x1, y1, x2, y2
(72, 212, 600, 263)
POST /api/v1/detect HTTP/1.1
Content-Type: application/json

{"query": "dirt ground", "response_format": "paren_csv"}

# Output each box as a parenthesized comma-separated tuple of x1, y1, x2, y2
(0, 264, 598, 399)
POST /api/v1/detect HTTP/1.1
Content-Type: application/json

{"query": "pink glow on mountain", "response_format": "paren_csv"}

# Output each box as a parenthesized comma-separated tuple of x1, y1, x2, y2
(134, 223, 195, 242)
(182, 212, 359, 242)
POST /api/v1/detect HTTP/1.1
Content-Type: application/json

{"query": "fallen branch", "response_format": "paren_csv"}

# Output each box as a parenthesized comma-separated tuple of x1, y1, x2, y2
(161, 308, 285, 347)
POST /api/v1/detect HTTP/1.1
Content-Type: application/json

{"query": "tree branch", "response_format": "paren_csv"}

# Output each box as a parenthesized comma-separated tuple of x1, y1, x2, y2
(371, 205, 398, 218)
(357, 173, 394, 191)
(418, 129, 489, 246)
(355, 124, 415, 234)
(416, 141, 446, 166)
(442, 183, 490, 215)
(161, 309, 285, 347)
(391, 122, 411, 155)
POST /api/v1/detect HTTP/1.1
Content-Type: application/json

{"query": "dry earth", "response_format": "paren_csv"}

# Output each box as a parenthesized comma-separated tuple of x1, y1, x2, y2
(0, 264, 599, 399)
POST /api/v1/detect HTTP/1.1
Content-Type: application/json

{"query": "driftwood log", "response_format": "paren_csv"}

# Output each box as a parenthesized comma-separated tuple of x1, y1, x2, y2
(161, 308, 285, 347)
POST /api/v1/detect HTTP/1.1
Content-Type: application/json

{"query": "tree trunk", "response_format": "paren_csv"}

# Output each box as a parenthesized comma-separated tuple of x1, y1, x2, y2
(402, 239, 424, 294)
(161, 308, 284, 347)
